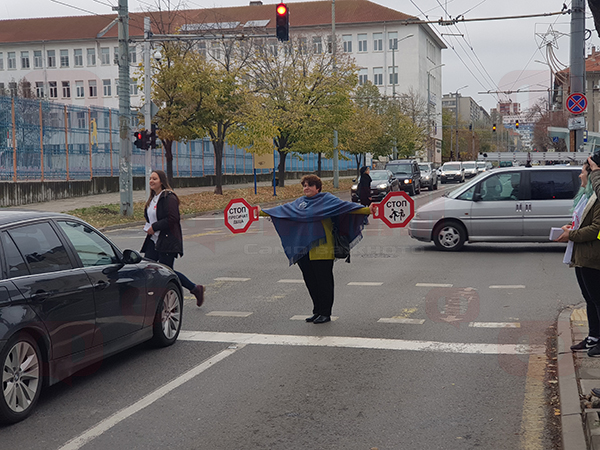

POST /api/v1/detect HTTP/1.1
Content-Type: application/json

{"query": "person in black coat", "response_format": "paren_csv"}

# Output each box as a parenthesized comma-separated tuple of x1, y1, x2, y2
(141, 170, 205, 306)
(357, 166, 372, 206)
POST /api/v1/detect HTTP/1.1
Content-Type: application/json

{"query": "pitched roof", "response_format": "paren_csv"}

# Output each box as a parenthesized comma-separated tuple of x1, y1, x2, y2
(0, 0, 418, 44)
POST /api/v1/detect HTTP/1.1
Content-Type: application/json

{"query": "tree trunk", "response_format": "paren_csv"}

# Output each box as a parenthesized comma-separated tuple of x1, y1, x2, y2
(163, 139, 174, 185)
(213, 139, 224, 195)
(355, 154, 361, 178)
(317, 153, 322, 177)
(277, 150, 287, 188)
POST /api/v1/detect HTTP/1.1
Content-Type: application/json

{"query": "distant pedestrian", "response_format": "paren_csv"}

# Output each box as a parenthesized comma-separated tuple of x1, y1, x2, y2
(357, 166, 372, 206)
(141, 170, 205, 306)
(555, 162, 600, 356)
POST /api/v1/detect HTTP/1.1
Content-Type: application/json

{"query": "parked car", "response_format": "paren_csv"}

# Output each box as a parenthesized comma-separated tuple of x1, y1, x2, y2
(408, 166, 581, 251)
(418, 162, 438, 191)
(440, 162, 465, 184)
(385, 160, 422, 196)
(462, 161, 479, 178)
(0, 211, 184, 424)
(351, 169, 399, 202)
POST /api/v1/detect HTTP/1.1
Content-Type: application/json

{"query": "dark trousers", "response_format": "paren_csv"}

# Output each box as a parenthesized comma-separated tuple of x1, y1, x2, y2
(297, 255, 335, 316)
(576, 266, 600, 337)
(144, 241, 196, 292)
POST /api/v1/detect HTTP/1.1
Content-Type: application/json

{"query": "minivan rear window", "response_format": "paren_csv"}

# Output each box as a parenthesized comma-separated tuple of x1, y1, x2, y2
(530, 171, 577, 200)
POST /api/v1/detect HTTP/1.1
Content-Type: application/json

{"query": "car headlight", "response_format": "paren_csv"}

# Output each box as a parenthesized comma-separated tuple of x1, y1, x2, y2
(424, 175, 429, 180)
(377, 183, 388, 189)
(403, 179, 411, 184)
(351, 185, 357, 190)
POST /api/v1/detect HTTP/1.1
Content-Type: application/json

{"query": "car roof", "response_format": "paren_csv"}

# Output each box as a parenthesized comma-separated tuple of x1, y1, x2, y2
(0, 210, 76, 228)
(484, 165, 581, 173)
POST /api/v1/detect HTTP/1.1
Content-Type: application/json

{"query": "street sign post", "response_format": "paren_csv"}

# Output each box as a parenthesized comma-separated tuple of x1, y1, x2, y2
(566, 93, 587, 114)
(371, 191, 414, 228)
(224, 198, 259, 234)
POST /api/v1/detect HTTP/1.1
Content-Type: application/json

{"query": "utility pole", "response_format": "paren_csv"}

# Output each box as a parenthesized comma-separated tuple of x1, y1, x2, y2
(117, 0, 132, 216)
(144, 16, 152, 200)
(332, 0, 338, 188)
(570, 0, 586, 152)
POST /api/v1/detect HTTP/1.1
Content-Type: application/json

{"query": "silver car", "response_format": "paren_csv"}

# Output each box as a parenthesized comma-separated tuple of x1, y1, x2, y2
(462, 161, 478, 178)
(408, 166, 581, 251)
(440, 162, 465, 184)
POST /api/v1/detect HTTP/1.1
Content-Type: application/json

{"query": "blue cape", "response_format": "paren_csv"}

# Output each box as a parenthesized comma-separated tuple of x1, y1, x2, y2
(264, 192, 367, 265)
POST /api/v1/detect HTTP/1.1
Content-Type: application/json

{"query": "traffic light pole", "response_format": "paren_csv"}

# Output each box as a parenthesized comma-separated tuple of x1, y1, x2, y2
(570, 0, 586, 152)
(332, 0, 339, 188)
(144, 16, 152, 200)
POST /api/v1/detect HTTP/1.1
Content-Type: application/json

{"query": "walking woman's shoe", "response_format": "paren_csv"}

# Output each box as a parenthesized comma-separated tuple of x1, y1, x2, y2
(305, 314, 319, 322)
(313, 315, 331, 324)
(191, 285, 205, 307)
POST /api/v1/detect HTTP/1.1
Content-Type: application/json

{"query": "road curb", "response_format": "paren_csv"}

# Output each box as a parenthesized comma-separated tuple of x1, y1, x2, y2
(558, 307, 588, 450)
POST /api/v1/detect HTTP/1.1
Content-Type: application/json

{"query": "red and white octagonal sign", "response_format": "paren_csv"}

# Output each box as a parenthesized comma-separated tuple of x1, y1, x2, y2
(224, 198, 259, 234)
(372, 191, 414, 228)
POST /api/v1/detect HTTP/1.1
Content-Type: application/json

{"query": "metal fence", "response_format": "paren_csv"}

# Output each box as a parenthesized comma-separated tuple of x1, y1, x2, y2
(0, 96, 352, 182)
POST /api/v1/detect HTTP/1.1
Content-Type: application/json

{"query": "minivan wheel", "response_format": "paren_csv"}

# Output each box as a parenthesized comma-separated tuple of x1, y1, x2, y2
(151, 283, 183, 347)
(0, 333, 43, 424)
(433, 221, 466, 251)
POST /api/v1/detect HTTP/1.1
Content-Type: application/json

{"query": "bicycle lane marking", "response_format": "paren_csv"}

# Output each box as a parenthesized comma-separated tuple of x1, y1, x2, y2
(57, 345, 244, 450)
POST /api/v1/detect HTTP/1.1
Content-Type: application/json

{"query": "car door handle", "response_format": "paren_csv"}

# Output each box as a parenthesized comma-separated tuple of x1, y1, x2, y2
(515, 203, 522, 212)
(93, 280, 109, 291)
(31, 290, 51, 301)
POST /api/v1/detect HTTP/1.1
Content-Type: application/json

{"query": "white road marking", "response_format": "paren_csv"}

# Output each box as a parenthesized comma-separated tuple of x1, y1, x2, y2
(57, 346, 242, 450)
(214, 277, 251, 282)
(378, 318, 425, 324)
(178, 331, 544, 355)
(290, 315, 338, 321)
(415, 283, 453, 287)
(278, 279, 305, 283)
(206, 311, 253, 317)
(469, 322, 521, 328)
(347, 282, 383, 286)
(188, 217, 225, 221)
(489, 285, 526, 289)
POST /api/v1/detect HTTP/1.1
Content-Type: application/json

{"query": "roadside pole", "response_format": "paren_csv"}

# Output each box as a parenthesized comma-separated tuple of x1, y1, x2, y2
(570, 0, 586, 152)
(144, 16, 152, 200)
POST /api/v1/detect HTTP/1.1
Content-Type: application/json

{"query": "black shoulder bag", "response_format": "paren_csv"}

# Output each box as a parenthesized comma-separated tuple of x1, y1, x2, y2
(331, 217, 351, 263)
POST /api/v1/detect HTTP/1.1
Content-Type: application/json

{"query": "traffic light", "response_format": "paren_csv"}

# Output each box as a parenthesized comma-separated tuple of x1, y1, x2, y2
(133, 130, 148, 150)
(149, 124, 157, 149)
(450, 151, 454, 160)
(492, 123, 496, 133)
(276, 3, 289, 42)
(515, 120, 519, 129)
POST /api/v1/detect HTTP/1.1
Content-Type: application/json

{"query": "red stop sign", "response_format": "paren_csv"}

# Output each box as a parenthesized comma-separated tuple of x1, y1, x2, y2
(224, 198, 259, 234)
(372, 191, 414, 228)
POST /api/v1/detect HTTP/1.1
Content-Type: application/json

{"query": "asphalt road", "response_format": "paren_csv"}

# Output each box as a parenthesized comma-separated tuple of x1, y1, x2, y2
(0, 186, 573, 449)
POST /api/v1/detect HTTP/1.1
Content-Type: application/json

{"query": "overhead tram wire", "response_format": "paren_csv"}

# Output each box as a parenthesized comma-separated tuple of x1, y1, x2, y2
(49, 0, 103, 15)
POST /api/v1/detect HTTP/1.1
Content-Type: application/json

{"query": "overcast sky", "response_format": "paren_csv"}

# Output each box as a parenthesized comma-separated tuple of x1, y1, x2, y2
(1, 0, 597, 113)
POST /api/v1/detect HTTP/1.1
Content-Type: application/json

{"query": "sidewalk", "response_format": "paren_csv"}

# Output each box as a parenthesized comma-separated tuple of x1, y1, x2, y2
(561, 306, 600, 449)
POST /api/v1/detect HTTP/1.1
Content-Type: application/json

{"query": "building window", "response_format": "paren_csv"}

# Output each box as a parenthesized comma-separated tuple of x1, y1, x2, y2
(130, 81, 138, 96)
(388, 31, 398, 50)
(34, 50, 43, 68)
(0, 83, 5, 95)
(115, 78, 119, 96)
(62, 81, 71, 98)
(103, 79, 111, 97)
(76, 111, 86, 129)
(73, 49, 83, 67)
(100, 47, 110, 65)
(128, 46, 137, 64)
(47, 50, 56, 68)
(373, 67, 383, 86)
(49, 81, 58, 98)
(35, 82, 44, 98)
(313, 37, 322, 54)
(389, 66, 398, 86)
(210, 42, 220, 59)
(88, 80, 97, 97)
(268, 39, 278, 56)
(114, 47, 119, 64)
(198, 42, 206, 58)
(8, 52, 17, 69)
(0, 53, 3, 71)
(20, 51, 30, 69)
(358, 33, 367, 52)
(373, 33, 383, 52)
(75, 81, 84, 98)
(59, 49, 68, 68)
(87, 48, 96, 66)
(9, 82, 17, 97)
(298, 37, 308, 54)
(343, 35, 352, 53)
(358, 68, 368, 85)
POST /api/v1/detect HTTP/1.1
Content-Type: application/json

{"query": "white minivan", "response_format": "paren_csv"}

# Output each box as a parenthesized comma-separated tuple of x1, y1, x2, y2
(408, 166, 581, 251)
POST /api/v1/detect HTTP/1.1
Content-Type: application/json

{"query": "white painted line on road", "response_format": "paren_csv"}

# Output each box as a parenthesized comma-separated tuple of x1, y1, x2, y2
(347, 282, 383, 286)
(378, 318, 425, 324)
(214, 277, 251, 282)
(188, 217, 225, 221)
(489, 285, 526, 289)
(290, 315, 339, 321)
(469, 322, 521, 328)
(178, 331, 544, 355)
(415, 283, 453, 287)
(206, 311, 253, 317)
(57, 345, 243, 450)
(278, 279, 305, 283)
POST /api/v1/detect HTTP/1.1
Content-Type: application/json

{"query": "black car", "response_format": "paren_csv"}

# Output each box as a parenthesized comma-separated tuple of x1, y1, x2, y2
(385, 159, 422, 196)
(0, 211, 183, 424)
(351, 169, 399, 202)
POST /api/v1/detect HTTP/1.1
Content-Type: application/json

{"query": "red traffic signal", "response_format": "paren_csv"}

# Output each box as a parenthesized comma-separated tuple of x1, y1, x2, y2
(133, 130, 147, 149)
(276, 3, 289, 42)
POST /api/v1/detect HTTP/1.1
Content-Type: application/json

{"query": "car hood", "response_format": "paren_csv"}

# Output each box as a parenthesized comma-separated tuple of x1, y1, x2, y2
(414, 196, 470, 220)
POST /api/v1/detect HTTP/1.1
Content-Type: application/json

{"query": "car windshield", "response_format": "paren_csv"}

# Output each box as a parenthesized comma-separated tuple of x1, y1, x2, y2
(463, 162, 476, 169)
(370, 171, 388, 180)
(419, 164, 430, 171)
(387, 163, 411, 174)
(443, 163, 461, 170)
(477, 162, 487, 168)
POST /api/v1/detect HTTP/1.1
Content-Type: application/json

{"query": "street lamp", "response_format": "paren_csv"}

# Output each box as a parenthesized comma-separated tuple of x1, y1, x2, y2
(453, 85, 468, 160)
(427, 63, 444, 162)
(391, 34, 413, 98)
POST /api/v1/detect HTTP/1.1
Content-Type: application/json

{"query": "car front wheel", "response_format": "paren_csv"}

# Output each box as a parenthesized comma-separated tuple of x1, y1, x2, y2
(433, 221, 466, 251)
(0, 333, 43, 424)
(151, 283, 183, 347)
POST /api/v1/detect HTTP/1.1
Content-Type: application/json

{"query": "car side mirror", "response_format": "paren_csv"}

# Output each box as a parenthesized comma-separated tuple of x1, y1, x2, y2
(122, 249, 142, 264)
(473, 192, 482, 202)
(352, 178, 356, 182)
